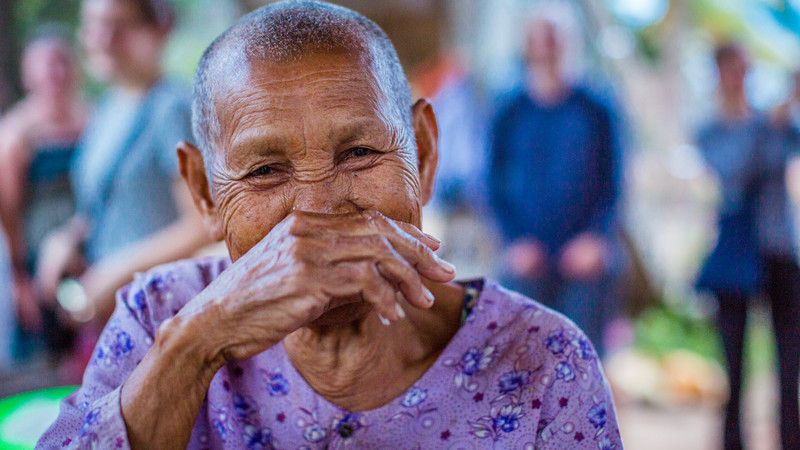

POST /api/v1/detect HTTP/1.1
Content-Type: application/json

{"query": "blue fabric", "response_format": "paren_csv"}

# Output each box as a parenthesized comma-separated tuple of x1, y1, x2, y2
(27, 143, 74, 183)
(71, 80, 192, 264)
(24, 143, 77, 270)
(696, 209, 764, 296)
(694, 114, 798, 295)
(488, 86, 622, 255)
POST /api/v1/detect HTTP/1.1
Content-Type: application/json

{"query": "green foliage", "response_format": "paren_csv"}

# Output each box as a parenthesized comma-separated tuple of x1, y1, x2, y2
(634, 303, 723, 364)
(14, 0, 81, 42)
(635, 301, 778, 379)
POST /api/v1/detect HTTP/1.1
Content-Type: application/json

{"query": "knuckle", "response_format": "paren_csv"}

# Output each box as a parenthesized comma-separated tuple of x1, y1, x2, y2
(286, 258, 313, 282)
(285, 211, 317, 237)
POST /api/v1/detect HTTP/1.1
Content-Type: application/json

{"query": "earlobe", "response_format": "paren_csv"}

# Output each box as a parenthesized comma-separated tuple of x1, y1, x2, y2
(176, 141, 224, 241)
(412, 98, 439, 206)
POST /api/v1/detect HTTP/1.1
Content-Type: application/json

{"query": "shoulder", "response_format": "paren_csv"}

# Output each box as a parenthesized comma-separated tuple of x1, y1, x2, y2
(570, 86, 614, 120)
(152, 79, 191, 103)
(694, 117, 723, 142)
(117, 255, 232, 335)
(146, 79, 191, 119)
(492, 90, 529, 123)
(0, 101, 34, 154)
(448, 280, 620, 447)
(476, 281, 600, 367)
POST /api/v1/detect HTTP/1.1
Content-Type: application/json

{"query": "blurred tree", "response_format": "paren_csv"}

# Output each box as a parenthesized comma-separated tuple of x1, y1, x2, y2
(0, 0, 19, 111)
(14, 0, 81, 35)
(1, 0, 82, 110)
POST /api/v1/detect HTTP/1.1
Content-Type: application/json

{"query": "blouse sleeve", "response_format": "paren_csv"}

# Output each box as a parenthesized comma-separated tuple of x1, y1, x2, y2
(36, 282, 155, 449)
(536, 323, 624, 450)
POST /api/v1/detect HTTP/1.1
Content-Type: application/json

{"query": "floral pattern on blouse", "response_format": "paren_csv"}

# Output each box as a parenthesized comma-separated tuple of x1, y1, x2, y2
(37, 256, 623, 449)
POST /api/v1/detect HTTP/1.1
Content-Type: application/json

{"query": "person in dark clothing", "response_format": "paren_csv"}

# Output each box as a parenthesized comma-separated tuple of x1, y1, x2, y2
(695, 42, 800, 450)
(489, 16, 623, 356)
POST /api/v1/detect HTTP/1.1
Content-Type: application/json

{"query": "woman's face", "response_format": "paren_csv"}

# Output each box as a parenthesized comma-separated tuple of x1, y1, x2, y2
(80, 0, 166, 85)
(22, 40, 77, 98)
(204, 52, 433, 262)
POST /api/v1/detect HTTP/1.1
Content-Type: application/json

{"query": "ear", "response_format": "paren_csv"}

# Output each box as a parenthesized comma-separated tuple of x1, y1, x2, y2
(177, 141, 224, 241)
(412, 98, 439, 206)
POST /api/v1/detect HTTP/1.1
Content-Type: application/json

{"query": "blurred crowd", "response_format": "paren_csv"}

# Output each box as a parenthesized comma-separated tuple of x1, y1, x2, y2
(3, 0, 800, 449)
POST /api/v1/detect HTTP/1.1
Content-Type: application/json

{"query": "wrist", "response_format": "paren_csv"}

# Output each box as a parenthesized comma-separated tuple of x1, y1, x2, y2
(155, 313, 224, 385)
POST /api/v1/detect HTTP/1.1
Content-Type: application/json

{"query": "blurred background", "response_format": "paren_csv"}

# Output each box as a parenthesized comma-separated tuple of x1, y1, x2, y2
(3, 0, 800, 448)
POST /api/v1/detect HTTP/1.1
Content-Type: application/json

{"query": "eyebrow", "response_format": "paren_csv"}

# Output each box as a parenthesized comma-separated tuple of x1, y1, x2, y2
(335, 117, 390, 147)
(225, 128, 293, 173)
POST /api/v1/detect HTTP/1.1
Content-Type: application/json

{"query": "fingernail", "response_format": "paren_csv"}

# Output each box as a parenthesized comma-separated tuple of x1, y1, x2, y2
(423, 287, 435, 304)
(439, 259, 456, 274)
(424, 233, 441, 245)
(395, 303, 406, 320)
(377, 313, 391, 326)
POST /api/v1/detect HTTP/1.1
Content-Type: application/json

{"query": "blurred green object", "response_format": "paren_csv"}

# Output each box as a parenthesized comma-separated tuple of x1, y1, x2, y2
(635, 304, 723, 363)
(0, 386, 76, 449)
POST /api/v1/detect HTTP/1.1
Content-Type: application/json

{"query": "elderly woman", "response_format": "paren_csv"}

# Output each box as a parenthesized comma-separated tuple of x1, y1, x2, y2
(38, 2, 621, 448)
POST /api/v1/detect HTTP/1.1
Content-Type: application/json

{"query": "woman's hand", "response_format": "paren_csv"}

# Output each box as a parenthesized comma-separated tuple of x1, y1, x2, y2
(180, 210, 455, 365)
(35, 219, 87, 303)
(79, 263, 134, 323)
(558, 233, 607, 281)
(120, 210, 453, 449)
(505, 239, 547, 279)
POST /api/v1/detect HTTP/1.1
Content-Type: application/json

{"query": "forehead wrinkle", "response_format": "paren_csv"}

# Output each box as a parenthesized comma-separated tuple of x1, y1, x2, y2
(218, 57, 400, 157)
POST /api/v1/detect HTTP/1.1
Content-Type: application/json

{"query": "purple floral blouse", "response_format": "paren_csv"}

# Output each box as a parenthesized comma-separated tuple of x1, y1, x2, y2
(37, 256, 622, 449)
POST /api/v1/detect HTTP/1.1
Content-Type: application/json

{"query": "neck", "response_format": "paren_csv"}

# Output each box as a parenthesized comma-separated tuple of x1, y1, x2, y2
(283, 281, 464, 411)
(527, 65, 567, 105)
(118, 69, 162, 95)
(720, 91, 750, 120)
(29, 92, 73, 121)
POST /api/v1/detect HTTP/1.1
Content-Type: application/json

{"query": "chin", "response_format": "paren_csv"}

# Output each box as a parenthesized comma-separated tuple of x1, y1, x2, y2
(309, 301, 373, 328)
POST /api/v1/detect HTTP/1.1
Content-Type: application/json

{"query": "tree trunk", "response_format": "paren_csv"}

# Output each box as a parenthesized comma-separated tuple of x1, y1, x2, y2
(0, 0, 20, 112)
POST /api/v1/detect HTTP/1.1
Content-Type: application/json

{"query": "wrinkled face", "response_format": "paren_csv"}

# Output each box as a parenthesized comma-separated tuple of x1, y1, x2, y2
(208, 51, 425, 261)
(22, 40, 77, 98)
(80, 0, 165, 84)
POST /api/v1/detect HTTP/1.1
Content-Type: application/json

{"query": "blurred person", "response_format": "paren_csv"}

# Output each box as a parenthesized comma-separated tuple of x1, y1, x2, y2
(0, 27, 88, 361)
(34, 0, 209, 372)
(38, 2, 622, 448)
(694, 42, 800, 450)
(488, 15, 624, 356)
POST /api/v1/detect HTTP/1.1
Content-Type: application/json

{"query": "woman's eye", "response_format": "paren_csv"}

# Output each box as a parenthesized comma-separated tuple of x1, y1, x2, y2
(251, 165, 275, 177)
(347, 147, 373, 158)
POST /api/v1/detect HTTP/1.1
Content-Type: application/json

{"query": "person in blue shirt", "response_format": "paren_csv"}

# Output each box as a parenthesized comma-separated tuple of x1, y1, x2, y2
(695, 42, 800, 450)
(489, 16, 623, 356)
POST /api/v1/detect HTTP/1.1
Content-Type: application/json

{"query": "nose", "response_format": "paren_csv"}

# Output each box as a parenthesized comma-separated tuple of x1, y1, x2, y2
(292, 179, 361, 215)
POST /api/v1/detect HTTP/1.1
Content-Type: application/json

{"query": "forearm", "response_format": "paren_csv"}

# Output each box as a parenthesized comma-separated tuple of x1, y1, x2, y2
(97, 216, 210, 281)
(121, 314, 223, 449)
(0, 190, 27, 273)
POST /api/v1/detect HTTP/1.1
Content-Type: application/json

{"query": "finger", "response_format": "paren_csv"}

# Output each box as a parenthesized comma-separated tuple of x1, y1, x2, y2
(319, 261, 403, 321)
(299, 235, 435, 308)
(377, 228, 455, 282)
(286, 210, 442, 251)
(285, 211, 455, 281)
(376, 257, 434, 310)
(389, 221, 441, 251)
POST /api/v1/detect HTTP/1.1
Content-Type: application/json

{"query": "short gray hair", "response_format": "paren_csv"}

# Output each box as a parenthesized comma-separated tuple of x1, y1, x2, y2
(191, 0, 413, 163)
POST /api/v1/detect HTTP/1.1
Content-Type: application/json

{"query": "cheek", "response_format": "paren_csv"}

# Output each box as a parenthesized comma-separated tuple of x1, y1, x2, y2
(217, 187, 293, 261)
(349, 160, 422, 226)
